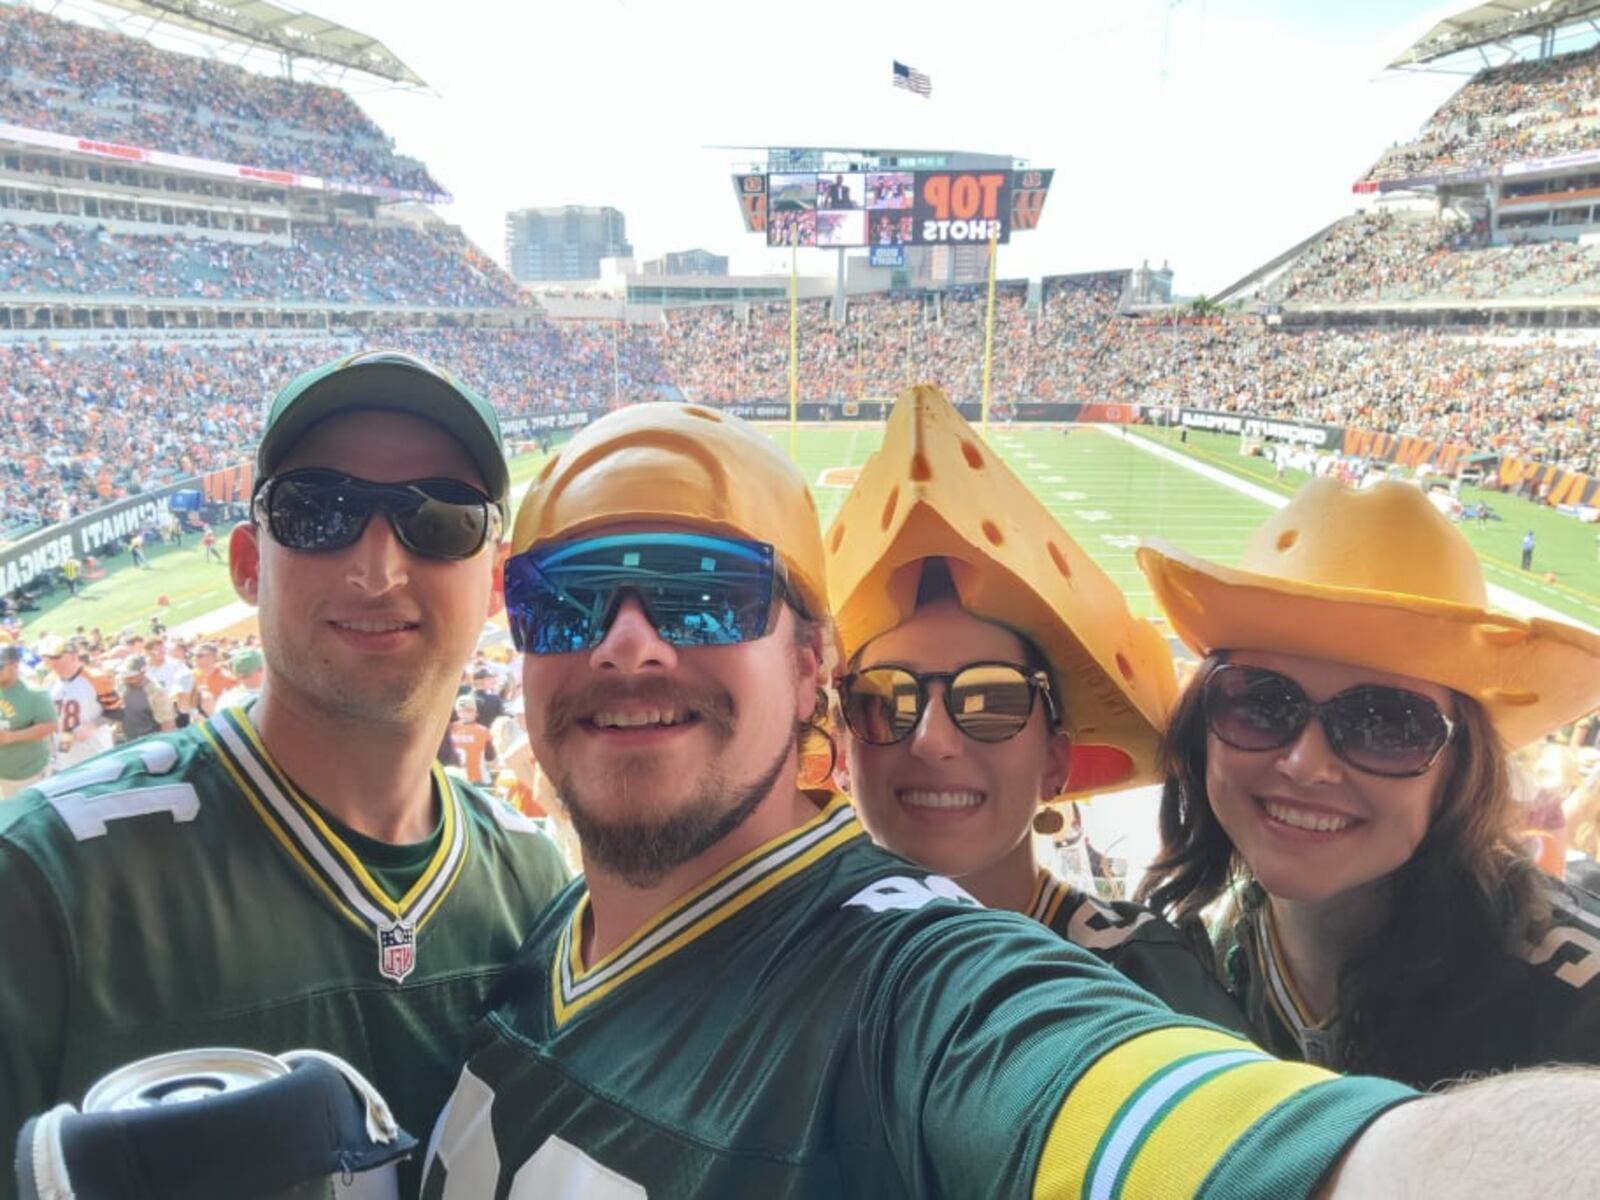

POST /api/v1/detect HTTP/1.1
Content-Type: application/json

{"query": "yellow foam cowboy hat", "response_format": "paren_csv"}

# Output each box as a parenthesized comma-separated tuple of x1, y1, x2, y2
(826, 385, 1178, 800)
(1137, 477, 1600, 751)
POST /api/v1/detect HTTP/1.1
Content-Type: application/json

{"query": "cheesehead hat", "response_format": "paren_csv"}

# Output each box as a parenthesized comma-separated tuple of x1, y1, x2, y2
(825, 385, 1178, 800)
(1137, 477, 1600, 751)
(510, 402, 830, 628)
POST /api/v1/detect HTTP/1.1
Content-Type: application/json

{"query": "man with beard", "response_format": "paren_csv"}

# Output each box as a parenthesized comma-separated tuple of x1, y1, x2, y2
(1, 351, 568, 1194)
(423, 400, 1600, 1200)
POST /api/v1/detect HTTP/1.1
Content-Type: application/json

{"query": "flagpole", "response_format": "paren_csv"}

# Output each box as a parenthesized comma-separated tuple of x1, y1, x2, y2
(789, 241, 799, 457)
(981, 229, 998, 433)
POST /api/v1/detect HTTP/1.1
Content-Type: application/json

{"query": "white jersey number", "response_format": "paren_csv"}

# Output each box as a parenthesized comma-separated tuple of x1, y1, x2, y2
(843, 874, 980, 914)
(1525, 922, 1600, 990)
(1065, 894, 1153, 951)
(427, 1069, 647, 1199)
(35, 742, 199, 842)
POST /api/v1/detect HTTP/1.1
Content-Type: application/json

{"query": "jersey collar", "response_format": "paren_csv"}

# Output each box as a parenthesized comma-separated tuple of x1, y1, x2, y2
(551, 793, 863, 1026)
(202, 706, 470, 983)
(1252, 902, 1338, 1065)
(1028, 868, 1072, 926)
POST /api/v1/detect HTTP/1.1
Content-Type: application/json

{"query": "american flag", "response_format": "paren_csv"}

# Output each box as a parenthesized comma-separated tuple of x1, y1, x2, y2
(892, 60, 932, 98)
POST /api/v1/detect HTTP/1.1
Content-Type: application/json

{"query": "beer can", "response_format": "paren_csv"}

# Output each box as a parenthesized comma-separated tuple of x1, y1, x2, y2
(68, 1048, 401, 1200)
(84, 1047, 288, 1112)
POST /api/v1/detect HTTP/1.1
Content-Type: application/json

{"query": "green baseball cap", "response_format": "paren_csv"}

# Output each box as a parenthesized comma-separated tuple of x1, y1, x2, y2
(257, 350, 508, 508)
(231, 648, 265, 677)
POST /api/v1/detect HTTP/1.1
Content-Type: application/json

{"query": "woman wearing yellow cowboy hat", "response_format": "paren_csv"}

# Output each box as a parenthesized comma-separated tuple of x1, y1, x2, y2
(1137, 477, 1600, 1087)
(825, 385, 1246, 1029)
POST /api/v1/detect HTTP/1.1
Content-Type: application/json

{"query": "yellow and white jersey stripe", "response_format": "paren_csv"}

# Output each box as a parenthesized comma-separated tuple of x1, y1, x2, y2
(1028, 868, 1075, 927)
(1252, 904, 1339, 1067)
(1035, 1026, 1354, 1198)
(551, 793, 863, 1025)
(202, 706, 469, 980)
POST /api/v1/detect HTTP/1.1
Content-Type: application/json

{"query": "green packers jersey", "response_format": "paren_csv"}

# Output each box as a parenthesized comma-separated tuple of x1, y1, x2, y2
(1028, 870, 1250, 1033)
(0, 707, 569, 1193)
(1221, 878, 1600, 1086)
(422, 796, 1414, 1200)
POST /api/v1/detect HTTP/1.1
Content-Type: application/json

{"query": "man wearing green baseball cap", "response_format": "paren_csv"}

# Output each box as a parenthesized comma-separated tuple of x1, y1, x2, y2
(0, 349, 567, 1195)
(256, 349, 510, 509)
(212, 646, 265, 712)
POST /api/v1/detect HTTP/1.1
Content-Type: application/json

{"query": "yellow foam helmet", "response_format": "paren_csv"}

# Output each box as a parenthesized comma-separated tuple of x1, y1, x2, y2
(1137, 476, 1600, 752)
(511, 401, 832, 640)
(825, 385, 1178, 800)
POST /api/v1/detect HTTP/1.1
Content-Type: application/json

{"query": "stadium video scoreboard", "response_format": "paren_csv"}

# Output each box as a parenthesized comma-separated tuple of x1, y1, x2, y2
(734, 168, 1054, 248)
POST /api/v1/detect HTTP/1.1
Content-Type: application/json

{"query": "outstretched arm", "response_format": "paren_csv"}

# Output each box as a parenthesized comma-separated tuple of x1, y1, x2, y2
(1325, 1067, 1600, 1198)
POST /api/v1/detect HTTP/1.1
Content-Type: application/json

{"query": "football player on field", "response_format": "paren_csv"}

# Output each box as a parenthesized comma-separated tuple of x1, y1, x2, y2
(0, 351, 569, 1196)
(421, 398, 1600, 1200)
(827, 386, 1246, 1030)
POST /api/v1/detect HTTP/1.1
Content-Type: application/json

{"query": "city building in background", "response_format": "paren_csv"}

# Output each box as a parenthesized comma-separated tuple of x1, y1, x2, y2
(642, 248, 730, 276)
(505, 206, 632, 282)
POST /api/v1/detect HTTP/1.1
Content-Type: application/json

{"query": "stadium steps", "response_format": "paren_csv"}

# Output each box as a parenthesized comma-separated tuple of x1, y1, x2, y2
(1213, 218, 1341, 306)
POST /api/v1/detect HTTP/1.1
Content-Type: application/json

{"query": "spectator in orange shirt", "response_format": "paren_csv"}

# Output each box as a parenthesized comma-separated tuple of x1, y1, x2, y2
(192, 642, 235, 718)
(449, 695, 496, 785)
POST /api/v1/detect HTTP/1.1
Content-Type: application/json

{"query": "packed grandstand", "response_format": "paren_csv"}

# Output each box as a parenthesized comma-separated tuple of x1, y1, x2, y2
(2, 0, 1600, 576)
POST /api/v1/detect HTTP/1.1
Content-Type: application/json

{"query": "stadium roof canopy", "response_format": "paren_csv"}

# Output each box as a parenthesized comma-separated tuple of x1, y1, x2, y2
(91, 0, 426, 86)
(1388, 0, 1600, 68)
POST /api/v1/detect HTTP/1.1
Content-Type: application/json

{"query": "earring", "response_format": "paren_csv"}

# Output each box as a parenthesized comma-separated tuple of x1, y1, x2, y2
(811, 686, 830, 723)
(1032, 807, 1066, 836)
(798, 721, 838, 790)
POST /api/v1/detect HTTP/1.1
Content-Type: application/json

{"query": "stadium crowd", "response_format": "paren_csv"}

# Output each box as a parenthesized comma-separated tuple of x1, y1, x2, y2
(1098, 319, 1599, 474)
(1273, 210, 1600, 304)
(0, 220, 519, 306)
(0, 6, 439, 194)
(1364, 42, 1600, 182)
(656, 280, 1119, 405)
(0, 327, 669, 535)
(8, 282, 1600, 535)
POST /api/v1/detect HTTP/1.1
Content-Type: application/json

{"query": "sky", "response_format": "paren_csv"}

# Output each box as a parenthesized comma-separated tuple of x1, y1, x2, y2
(64, 0, 1591, 295)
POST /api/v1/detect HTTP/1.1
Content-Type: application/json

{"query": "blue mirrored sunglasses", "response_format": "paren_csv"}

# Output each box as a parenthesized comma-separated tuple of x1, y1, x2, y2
(505, 532, 782, 655)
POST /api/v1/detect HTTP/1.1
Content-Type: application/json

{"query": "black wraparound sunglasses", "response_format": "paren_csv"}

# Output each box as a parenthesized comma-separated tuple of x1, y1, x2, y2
(253, 469, 500, 561)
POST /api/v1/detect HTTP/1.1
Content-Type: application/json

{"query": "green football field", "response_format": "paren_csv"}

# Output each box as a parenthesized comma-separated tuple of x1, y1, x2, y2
(18, 423, 1600, 639)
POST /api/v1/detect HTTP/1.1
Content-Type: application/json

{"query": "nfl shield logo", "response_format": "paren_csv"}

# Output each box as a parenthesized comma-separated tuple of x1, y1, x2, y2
(378, 921, 416, 984)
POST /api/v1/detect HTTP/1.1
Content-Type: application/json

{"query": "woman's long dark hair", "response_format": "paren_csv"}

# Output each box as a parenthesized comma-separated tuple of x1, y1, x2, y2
(1137, 656, 1544, 1085)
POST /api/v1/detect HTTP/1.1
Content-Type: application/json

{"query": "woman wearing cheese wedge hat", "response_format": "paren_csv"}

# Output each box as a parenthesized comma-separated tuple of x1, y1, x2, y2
(1136, 477, 1600, 1086)
(825, 385, 1247, 1030)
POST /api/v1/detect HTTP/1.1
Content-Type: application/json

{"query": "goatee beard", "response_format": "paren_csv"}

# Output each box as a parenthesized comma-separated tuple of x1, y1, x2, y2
(560, 736, 794, 889)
